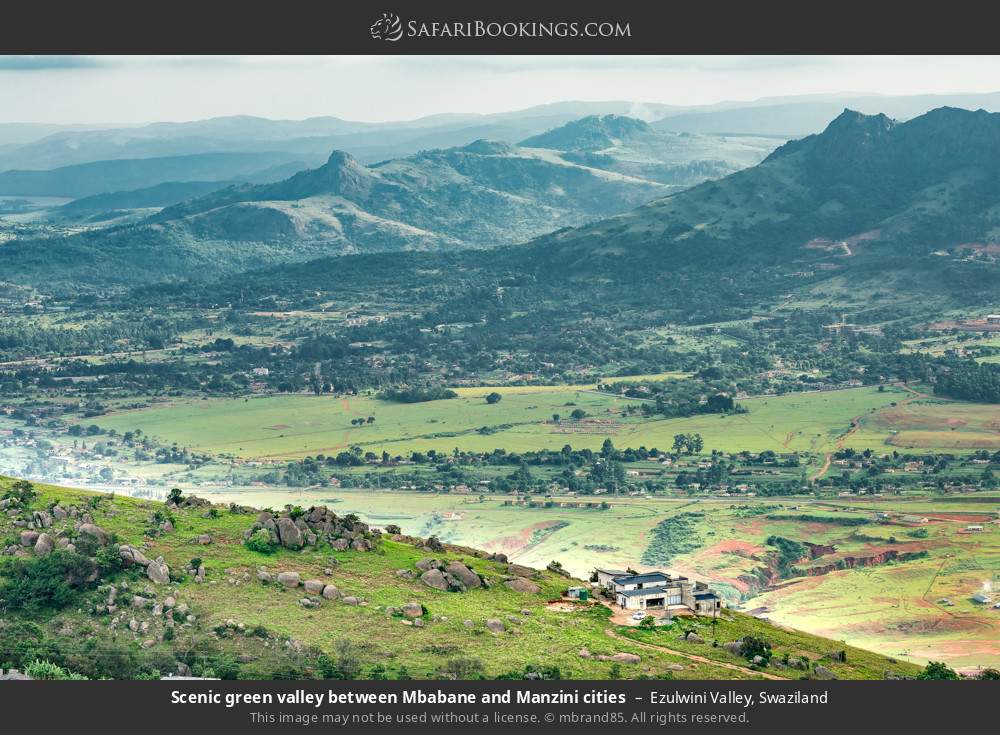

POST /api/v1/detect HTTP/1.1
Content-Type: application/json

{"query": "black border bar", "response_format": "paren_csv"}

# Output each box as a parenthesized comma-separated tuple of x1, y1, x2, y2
(0, 0, 998, 54)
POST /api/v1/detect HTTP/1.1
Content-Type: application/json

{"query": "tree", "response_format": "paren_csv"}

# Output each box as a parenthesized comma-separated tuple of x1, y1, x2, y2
(917, 661, 959, 680)
(485, 392, 502, 404)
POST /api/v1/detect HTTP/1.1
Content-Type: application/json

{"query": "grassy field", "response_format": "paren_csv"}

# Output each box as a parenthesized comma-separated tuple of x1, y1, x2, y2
(184, 486, 1000, 670)
(846, 395, 1000, 451)
(85, 385, 906, 461)
(2, 477, 926, 680)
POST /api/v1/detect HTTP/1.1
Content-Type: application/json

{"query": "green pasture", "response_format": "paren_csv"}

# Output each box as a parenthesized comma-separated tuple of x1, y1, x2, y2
(84, 385, 905, 461)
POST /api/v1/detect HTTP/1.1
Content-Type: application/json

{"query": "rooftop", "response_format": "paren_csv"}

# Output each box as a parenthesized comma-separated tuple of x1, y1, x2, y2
(617, 585, 675, 598)
(613, 572, 672, 586)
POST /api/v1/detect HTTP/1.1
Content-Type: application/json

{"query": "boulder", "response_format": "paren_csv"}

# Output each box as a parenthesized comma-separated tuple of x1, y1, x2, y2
(485, 618, 505, 634)
(321, 585, 340, 600)
(341, 596, 360, 606)
(686, 633, 705, 644)
(814, 665, 838, 680)
(331, 538, 350, 551)
(257, 571, 272, 584)
(420, 569, 450, 591)
(723, 641, 743, 655)
(275, 517, 304, 549)
(611, 653, 641, 664)
(19, 530, 39, 547)
(33, 533, 53, 557)
(276, 571, 301, 588)
(444, 561, 481, 589)
(412, 618, 424, 628)
(402, 602, 423, 619)
(52, 505, 68, 520)
(119, 545, 150, 567)
(79, 523, 109, 546)
(303, 579, 325, 594)
(196, 534, 213, 545)
(147, 557, 170, 585)
(415, 558, 438, 572)
(504, 577, 541, 594)
(164, 596, 176, 609)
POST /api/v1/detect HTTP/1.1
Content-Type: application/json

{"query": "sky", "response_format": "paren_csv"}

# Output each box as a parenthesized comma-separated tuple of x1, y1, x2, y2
(2, 55, 1000, 124)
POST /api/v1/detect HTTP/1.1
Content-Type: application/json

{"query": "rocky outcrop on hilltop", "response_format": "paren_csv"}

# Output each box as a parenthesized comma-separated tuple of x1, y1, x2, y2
(243, 505, 379, 551)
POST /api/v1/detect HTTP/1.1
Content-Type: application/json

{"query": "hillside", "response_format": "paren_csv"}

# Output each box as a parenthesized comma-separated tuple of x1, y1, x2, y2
(0, 151, 309, 199)
(0, 477, 922, 680)
(145, 142, 666, 250)
(519, 114, 777, 186)
(514, 107, 1000, 306)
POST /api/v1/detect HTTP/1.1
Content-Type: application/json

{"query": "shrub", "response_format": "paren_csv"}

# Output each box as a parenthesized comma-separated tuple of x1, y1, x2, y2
(2, 479, 36, 505)
(738, 635, 773, 664)
(244, 529, 278, 554)
(0, 550, 97, 613)
(918, 661, 959, 680)
(24, 659, 89, 680)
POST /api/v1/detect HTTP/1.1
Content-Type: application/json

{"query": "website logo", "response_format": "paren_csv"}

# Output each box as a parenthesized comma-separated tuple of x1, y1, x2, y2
(370, 12, 404, 42)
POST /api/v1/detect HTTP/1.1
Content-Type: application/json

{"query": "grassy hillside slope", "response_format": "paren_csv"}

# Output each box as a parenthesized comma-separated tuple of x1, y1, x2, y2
(0, 477, 925, 680)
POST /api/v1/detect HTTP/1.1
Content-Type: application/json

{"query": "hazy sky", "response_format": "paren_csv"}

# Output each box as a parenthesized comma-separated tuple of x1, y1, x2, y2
(2, 55, 1000, 124)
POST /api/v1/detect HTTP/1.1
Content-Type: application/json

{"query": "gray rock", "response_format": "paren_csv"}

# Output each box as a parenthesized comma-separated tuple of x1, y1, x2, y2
(276, 571, 301, 588)
(420, 568, 450, 591)
(444, 561, 481, 589)
(341, 596, 360, 606)
(321, 585, 340, 600)
(276, 517, 304, 549)
(33, 533, 53, 557)
(147, 557, 170, 585)
(19, 530, 39, 547)
(814, 665, 838, 680)
(197, 534, 213, 545)
(611, 652, 641, 664)
(412, 618, 424, 628)
(303, 579, 325, 594)
(485, 618, 505, 634)
(504, 577, 541, 594)
(79, 523, 109, 546)
(402, 602, 423, 619)
(257, 571, 272, 583)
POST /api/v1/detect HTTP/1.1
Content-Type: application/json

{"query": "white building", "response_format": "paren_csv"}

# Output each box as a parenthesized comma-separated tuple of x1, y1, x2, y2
(607, 570, 721, 615)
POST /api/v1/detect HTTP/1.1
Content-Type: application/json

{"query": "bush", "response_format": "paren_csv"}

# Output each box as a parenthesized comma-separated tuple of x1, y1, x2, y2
(738, 635, 773, 664)
(0, 550, 97, 613)
(2, 479, 37, 504)
(244, 529, 278, 554)
(24, 659, 89, 680)
(918, 661, 959, 680)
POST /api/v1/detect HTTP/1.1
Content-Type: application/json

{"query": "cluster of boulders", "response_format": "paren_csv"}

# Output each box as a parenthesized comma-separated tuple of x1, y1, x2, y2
(400, 556, 542, 596)
(256, 568, 359, 608)
(244, 506, 378, 551)
(117, 543, 173, 584)
(94, 579, 194, 650)
(413, 558, 484, 592)
(2, 501, 94, 557)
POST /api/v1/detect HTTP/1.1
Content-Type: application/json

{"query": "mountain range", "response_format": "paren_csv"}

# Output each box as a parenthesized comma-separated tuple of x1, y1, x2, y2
(4, 106, 1000, 309)
(535, 106, 1000, 269)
